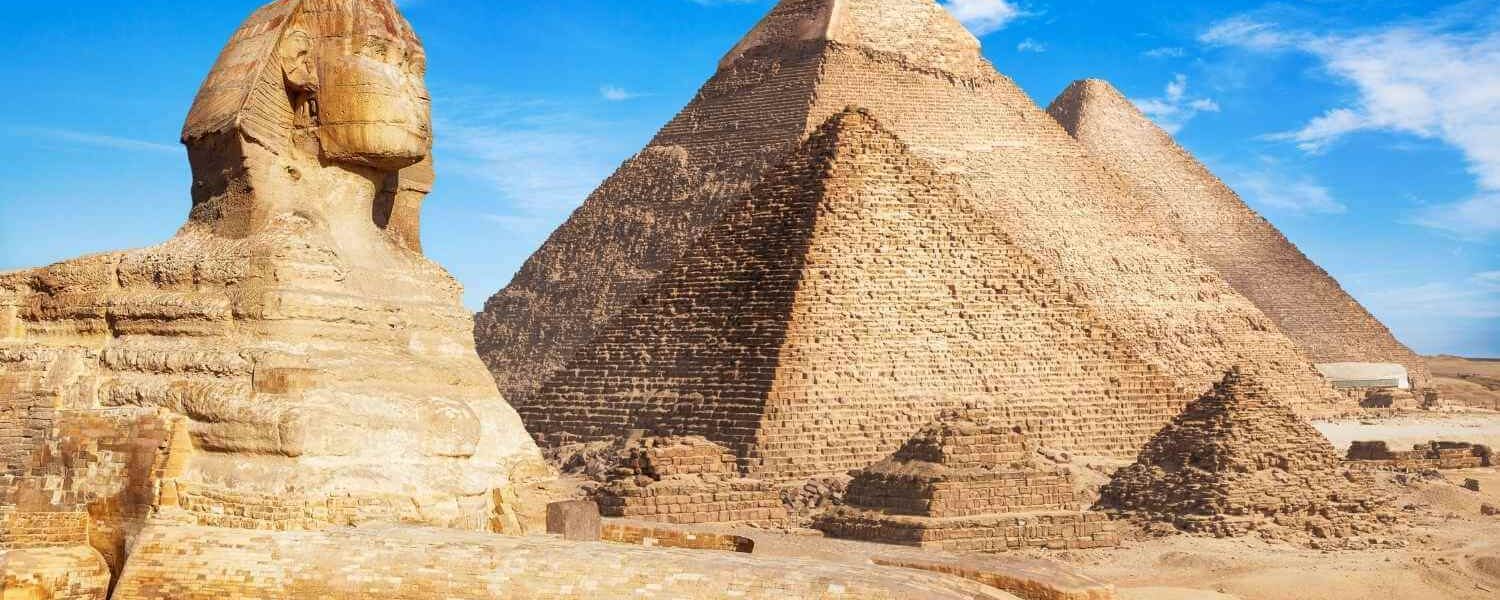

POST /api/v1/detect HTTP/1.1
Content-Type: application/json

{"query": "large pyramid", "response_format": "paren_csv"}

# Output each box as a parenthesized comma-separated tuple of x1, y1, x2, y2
(1047, 79, 1430, 389)
(477, 0, 1341, 425)
(1099, 368, 1394, 541)
(524, 109, 1185, 480)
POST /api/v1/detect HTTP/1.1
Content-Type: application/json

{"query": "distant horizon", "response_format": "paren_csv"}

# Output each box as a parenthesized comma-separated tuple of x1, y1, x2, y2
(0, 0, 1495, 357)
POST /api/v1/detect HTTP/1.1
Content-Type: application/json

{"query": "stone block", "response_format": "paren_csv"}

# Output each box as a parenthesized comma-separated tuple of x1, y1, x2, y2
(546, 500, 601, 542)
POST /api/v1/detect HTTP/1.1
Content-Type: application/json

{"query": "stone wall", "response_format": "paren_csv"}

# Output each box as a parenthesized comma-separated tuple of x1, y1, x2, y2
(1346, 441, 1492, 470)
(0, 546, 111, 600)
(595, 437, 782, 524)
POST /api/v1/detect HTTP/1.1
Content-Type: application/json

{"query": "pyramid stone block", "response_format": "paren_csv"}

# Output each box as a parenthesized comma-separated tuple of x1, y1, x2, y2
(480, 0, 1343, 451)
(1047, 79, 1430, 390)
(525, 109, 1184, 481)
(815, 413, 1119, 552)
(594, 437, 782, 525)
(1099, 368, 1396, 542)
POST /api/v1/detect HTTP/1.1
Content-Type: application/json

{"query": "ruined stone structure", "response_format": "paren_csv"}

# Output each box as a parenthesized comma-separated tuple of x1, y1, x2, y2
(1099, 368, 1396, 542)
(524, 110, 1185, 480)
(1346, 441, 1493, 470)
(481, 0, 1342, 472)
(815, 413, 1119, 552)
(1047, 80, 1430, 390)
(595, 436, 782, 524)
(0, 0, 548, 584)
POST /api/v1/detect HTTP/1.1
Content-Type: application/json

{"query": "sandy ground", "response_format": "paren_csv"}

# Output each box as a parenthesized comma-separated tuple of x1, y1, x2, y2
(1059, 464, 1500, 600)
(1429, 356, 1500, 410)
(1314, 412, 1500, 452)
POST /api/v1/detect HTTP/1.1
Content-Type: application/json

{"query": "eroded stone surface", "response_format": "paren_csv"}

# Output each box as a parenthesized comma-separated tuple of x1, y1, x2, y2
(1047, 80, 1429, 391)
(0, 0, 548, 578)
(110, 524, 1018, 600)
(480, 0, 1343, 472)
(1099, 368, 1398, 545)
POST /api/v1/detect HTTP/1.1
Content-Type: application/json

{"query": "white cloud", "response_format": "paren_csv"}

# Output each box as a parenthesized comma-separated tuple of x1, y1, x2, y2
(1221, 162, 1347, 215)
(1131, 74, 1221, 134)
(1016, 38, 1046, 53)
(1365, 273, 1500, 321)
(941, 0, 1027, 36)
(600, 85, 638, 102)
(1202, 12, 1500, 238)
(432, 92, 624, 230)
(1144, 47, 1186, 59)
(23, 128, 178, 154)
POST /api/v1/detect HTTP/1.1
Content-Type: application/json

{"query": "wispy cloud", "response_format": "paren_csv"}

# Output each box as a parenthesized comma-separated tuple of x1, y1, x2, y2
(600, 85, 639, 102)
(1016, 38, 1046, 53)
(1202, 9, 1500, 239)
(1365, 272, 1500, 321)
(941, 0, 1028, 36)
(1131, 74, 1220, 134)
(1217, 155, 1347, 215)
(21, 128, 178, 154)
(1143, 46, 1186, 59)
(432, 91, 626, 232)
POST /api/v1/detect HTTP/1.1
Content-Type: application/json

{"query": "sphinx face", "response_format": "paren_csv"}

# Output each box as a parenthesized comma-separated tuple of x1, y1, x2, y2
(313, 5, 432, 171)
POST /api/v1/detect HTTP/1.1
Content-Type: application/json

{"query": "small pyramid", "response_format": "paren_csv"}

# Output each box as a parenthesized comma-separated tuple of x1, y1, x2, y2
(479, 0, 1343, 437)
(522, 109, 1183, 481)
(815, 413, 1119, 551)
(1099, 368, 1394, 541)
(1048, 79, 1430, 389)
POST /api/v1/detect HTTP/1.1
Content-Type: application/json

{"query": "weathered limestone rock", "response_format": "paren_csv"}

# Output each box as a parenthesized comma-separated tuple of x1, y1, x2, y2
(479, 0, 1342, 467)
(816, 412, 1119, 552)
(1099, 368, 1398, 544)
(0, 545, 111, 600)
(109, 524, 1018, 600)
(0, 0, 548, 577)
(1047, 79, 1431, 391)
(524, 109, 1185, 481)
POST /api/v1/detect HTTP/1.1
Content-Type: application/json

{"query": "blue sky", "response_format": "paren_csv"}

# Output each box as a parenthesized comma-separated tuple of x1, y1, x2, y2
(0, 0, 1496, 356)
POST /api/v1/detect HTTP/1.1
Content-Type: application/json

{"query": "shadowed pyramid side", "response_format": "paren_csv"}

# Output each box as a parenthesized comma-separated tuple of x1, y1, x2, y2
(525, 109, 1185, 481)
(1047, 79, 1430, 390)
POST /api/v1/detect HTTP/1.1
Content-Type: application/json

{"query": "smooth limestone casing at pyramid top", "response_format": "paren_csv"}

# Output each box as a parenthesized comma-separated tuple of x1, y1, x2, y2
(0, 0, 549, 575)
(1047, 79, 1430, 390)
(481, 0, 1343, 479)
(526, 109, 1184, 480)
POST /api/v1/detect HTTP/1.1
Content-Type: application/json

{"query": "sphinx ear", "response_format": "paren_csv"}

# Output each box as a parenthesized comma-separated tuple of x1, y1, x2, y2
(280, 29, 319, 96)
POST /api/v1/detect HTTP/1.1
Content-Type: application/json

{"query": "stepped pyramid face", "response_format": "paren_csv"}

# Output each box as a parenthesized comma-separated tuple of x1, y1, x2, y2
(1048, 79, 1430, 389)
(1099, 368, 1390, 538)
(1, 0, 547, 572)
(523, 110, 1184, 480)
(477, 0, 1341, 428)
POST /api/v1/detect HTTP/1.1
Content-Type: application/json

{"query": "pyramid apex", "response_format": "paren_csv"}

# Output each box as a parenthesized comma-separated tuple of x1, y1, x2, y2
(719, 0, 984, 75)
(1048, 77, 1161, 138)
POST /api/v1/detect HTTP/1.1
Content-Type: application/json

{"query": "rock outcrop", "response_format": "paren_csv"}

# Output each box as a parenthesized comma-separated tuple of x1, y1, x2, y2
(0, 0, 549, 582)
(1047, 79, 1430, 390)
(479, 0, 1342, 467)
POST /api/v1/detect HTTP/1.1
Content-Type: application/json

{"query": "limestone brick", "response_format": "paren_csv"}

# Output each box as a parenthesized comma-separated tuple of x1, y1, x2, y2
(1047, 79, 1430, 390)
(524, 109, 1186, 482)
(1346, 440, 1492, 471)
(482, 0, 1344, 475)
(1099, 368, 1399, 543)
(816, 413, 1119, 551)
(594, 437, 782, 524)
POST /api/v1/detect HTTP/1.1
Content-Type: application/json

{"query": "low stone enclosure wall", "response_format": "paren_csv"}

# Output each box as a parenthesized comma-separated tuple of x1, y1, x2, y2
(594, 436, 783, 525)
(1346, 441, 1493, 471)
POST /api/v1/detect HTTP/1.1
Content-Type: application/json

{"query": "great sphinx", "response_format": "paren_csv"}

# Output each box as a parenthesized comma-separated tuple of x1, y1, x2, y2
(0, 0, 549, 580)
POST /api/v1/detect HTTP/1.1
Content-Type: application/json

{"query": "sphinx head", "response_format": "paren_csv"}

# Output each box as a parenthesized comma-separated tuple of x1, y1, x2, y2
(181, 0, 431, 242)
